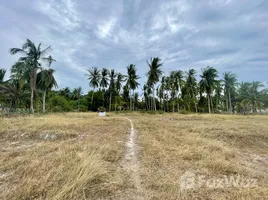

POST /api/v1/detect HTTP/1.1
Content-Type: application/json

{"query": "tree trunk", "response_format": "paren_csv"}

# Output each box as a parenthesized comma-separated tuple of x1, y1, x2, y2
(42, 89, 46, 113)
(228, 89, 232, 113)
(109, 92, 112, 111)
(133, 90, 135, 111)
(226, 90, 229, 112)
(78, 96, 80, 112)
(91, 89, 94, 110)
(191, 85, 197, 113)
(30, 88, 34, 113)
(173, 100, 175, 112)
(129, 90, 132, 111)
(210, 95, 214, 113)
(115, 98, 117, 111)
(207, 94, 211, 113)
(153, 86, 156, 111)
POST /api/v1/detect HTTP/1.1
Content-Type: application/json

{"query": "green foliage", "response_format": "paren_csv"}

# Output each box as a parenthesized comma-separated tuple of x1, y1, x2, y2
(48, 95, 72, 112)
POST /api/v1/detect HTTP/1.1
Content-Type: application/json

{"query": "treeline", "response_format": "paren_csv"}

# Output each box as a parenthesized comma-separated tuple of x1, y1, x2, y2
(0, 39, 267, 114)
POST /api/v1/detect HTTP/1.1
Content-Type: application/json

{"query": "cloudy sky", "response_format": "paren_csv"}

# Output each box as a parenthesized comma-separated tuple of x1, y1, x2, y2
(1, 0, 267, 92)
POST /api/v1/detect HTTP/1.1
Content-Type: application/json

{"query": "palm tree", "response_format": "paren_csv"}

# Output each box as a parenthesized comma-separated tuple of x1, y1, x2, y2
(86, 67, 101, 109)
(215, 80, 223, 111)
(186, 69, 198, 113)
(126, 64, 140, 111)
(250, 81, 264, 113)
(73, 87, 83, 111)
(0, 79, 28, 111)
(59, 87, 71, 99)
(199, 66, 218, 113)
(37, 69, 58, 113)
(223, 72, 237, 113)
(108, 69, 117, 111)
(169, 71, 177, 112)
(146, 57, 163, 111)
(10, 39, 52, 113)
(115, 73, 126, 111)
(100, 68, 109, 106)
(0, 69, 6, 84)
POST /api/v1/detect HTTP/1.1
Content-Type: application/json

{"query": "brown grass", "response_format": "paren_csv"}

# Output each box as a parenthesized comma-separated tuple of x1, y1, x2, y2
(0, 113, 129, 200)
(1, 112, 268, 199)
(132, 113, 268, 199)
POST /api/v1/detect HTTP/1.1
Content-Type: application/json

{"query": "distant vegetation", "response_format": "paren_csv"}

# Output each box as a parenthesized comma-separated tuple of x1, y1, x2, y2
(0, 39, 267, 114)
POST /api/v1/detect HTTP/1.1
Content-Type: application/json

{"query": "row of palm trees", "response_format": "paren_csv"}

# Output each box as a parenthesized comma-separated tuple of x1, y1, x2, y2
(85, 64, 140, 111)
(1, 39, 267, 114)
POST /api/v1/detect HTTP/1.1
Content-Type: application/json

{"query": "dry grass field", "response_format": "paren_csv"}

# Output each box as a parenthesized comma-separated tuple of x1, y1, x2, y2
(1, 112, 268, 199)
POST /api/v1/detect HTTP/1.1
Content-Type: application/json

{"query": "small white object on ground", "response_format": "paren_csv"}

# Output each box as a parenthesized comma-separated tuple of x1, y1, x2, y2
(98, 112, 106, 117)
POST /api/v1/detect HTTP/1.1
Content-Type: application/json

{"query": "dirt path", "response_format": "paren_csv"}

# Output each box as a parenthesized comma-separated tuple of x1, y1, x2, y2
(121, 117, 142, 199)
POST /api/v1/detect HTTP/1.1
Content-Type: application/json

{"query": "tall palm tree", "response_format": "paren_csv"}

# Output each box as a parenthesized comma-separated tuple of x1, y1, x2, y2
(115, 73, 126, 111)
(100, 68, 109, 105)
(10, 39, 52, 113)
(72, 87, 83, 111)
(215, 80, 223, 111)
(146, 57, 163, 111)
(186, 69, 198, 113)
(108, 69, 117, 111)
(37, 69, 58, 113)
(86, 67, 101, 109)
(126, 64, 140, 111)
(223, 72, 237, 113)
(169, 71, 177, 112)
(199, 66, 218, 113)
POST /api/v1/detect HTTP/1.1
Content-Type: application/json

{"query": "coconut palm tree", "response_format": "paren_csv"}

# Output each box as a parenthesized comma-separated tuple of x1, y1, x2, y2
(37, 69, 58, 113)
(86, 67, 101, 109)
(100, 68, 109, 103)
(108, 69, 117, 111)
(0, 79, 28, 111)
(199, 66, 218, 113)
(169, 71, 177, 112)
(186, 69, 198, 113)
(72, 87, 83, 111)
(115, 73, 126, 111)
(0, 69, 6, 84)
(146, 57, 163, 111)
(126, 64, 140, 111)
(223, 72, 237, 113)
(10, 39, 52, 113)
(174, 70, 184, 112)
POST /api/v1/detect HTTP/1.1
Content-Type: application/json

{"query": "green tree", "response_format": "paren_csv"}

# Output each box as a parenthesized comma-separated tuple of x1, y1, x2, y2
(115, 73, 126, 111)
(100, 68, 109, 107)
(108, 69, 116, 111)
(126, 64, 140, 111)
(186, 69, 198, 113)
(72, 87, 83, 111)
(37, 69, 58, 113)
(199, 66, 218, 113)
(10, 39, 53, 113)
(86, 67, 101, 109)
(223, 72, 237, 112)
(146, 57, 163, 111)
(0, 69, 6, 84)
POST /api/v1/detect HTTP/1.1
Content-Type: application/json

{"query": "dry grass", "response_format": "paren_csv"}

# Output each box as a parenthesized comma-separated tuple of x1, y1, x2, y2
(0, 113, 130, 200)
(1, 112, 268, 199)
(132, 113, 268, 199)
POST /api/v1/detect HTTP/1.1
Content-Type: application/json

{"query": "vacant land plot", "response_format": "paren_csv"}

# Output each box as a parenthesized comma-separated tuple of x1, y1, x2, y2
(132, 114, 268, 199)
(1, 113, 268, 200)
(0, 113, 130, 199)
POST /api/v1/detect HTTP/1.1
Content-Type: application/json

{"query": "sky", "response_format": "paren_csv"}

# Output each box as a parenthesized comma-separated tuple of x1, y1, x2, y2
(0, 0, 267, 93)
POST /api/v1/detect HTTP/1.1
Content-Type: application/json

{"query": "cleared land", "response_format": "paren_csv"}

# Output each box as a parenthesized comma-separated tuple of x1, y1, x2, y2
(1, 113, 268, 199)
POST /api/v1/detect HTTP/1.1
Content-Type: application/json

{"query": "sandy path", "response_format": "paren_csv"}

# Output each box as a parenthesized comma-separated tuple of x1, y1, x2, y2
(121, 117, 142, 199)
